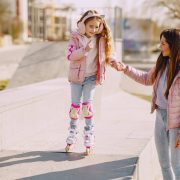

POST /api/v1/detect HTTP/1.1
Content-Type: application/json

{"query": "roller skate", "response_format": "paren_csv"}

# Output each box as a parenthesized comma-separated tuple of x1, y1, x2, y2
(84, 128, 95, 155)
(65, 128, 78, 152)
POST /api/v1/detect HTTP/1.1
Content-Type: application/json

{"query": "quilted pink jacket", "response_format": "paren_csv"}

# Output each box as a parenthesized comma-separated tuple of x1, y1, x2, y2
(124, 65, 180, 130)
(67, 30, 117, 85)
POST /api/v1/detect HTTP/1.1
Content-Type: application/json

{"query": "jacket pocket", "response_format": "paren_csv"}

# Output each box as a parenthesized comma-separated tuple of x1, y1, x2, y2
(68, 63, 81, 82)
(172, 79, 180, 97)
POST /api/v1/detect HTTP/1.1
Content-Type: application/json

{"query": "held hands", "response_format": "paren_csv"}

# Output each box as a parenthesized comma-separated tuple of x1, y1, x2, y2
(175, 133, 180, 148)
(110, 61, 127, 72)
(85, 40, 94, 52)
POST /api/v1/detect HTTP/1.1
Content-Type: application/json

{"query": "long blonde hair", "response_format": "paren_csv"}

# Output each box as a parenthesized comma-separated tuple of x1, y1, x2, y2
(99, 20, 113, 64)
(78, 10, 113, 64)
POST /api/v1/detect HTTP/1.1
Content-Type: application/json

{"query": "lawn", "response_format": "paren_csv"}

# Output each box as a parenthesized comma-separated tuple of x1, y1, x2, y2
(0, 80, 9, 90)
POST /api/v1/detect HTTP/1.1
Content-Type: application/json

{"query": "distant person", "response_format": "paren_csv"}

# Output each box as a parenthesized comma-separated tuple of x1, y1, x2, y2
(65, 10, 119, 155)
(112, 28, 180, 180)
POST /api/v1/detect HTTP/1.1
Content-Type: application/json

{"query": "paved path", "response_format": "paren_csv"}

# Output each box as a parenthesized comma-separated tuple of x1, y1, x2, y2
(0, 87, 162, 180)
(0, 45, 29, 80)
(0, 44, 162, 180)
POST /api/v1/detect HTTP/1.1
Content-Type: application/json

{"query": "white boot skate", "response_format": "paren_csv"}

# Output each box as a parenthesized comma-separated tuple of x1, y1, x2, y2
(65, 128, 78, 152)
(84, 129, 95, 155)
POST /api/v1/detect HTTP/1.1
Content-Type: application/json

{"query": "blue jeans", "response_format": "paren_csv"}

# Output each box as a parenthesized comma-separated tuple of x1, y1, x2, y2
(155, 108, 180, 180)
(69, 75, 96, 131)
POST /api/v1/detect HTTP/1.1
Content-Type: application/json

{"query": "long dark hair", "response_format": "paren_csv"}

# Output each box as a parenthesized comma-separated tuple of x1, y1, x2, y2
(152, 28, 180, 98)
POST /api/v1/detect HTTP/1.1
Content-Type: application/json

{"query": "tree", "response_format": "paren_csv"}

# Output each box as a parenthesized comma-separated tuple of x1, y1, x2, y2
(142, 0, 180, 26)
(0, 0, 12, 36)
(11, 16, 23, 42)
(156, 0, 180, 19)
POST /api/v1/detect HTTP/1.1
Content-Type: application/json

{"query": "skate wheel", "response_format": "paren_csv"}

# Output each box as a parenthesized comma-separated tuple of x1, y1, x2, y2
(65, 144, 71, 152)
(85, 147, 92, 156)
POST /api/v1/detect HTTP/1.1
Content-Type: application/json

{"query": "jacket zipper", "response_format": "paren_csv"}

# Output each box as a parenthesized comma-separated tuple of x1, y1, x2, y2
(78, 64, 81, 78)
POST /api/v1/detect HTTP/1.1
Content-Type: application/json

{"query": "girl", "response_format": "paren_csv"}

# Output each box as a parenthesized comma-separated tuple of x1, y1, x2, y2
(113, 28, 180, 180)
(65, 10, 119, 155)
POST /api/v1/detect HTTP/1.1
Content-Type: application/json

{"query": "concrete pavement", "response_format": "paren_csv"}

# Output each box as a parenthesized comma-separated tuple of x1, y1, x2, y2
(0, 44, 29, 80)
(0, 43, 162, 180)
(0, 151, 137, 180)
(0, 75, 162, 180)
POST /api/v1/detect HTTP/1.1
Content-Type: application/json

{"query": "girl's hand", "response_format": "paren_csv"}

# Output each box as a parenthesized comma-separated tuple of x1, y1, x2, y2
(175, 133, 180, 148)
(85, 40, 93, 52)
(110, 61, 121, 71)
(110, 61, 127, 72)
(117, 62, 127, 72)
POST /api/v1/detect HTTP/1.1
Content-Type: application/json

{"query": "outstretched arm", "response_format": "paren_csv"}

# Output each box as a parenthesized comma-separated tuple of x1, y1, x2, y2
(111, 61, 155, 86)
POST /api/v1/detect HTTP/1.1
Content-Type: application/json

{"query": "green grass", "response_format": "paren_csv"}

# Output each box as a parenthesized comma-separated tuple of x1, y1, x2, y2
(130, 92, 151, 102)
(0, 80, 9, 90)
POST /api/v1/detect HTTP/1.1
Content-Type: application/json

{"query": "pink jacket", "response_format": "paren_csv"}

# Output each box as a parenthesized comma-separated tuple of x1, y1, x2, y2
(124, 65, 180, 130)
(67, 30, 117, 85)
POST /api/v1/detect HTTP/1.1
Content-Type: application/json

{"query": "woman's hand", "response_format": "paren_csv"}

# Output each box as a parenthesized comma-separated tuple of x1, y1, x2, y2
(175, 133, 180, 148)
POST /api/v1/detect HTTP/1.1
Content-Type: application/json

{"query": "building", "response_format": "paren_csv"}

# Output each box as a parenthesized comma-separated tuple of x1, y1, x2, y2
(123, 17, 163, 53)
(3, 0, 28, 42)
(28, 0, 74, 41)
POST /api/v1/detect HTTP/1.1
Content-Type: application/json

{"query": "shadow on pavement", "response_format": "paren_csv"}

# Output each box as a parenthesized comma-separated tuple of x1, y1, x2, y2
(0, 151, 86, 167)
(16, 155, 137, 180)
(0, 151, 138, 179)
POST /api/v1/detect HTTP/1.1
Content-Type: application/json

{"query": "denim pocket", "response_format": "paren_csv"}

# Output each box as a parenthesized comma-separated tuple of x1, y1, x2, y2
(84, 75, 96, 83)
(89, 75, 96, 81)
(84, 75, 96, 86)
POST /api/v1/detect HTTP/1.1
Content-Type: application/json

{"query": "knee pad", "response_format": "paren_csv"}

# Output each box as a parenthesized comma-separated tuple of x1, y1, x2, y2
(82, 102, 93, 119)
(69, 104, 80, 120)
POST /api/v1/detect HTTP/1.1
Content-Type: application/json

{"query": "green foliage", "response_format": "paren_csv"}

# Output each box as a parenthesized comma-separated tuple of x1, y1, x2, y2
(11, 17, 23, 41)
(0, 1, 22, 42)
(131, 93, 151, 102)
(0, 1, 12, 35)
(156, 0, 180, 19)
(0, 80, 9, 90)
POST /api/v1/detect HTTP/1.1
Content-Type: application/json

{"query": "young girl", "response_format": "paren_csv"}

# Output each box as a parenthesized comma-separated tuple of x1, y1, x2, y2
(65, 10, 119, 155)
(113, 28, 180, 180)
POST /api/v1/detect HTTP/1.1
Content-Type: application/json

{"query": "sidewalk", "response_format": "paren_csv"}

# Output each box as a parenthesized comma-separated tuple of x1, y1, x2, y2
(0, 44, 29, 52)
(0, 44, 29, 80)
(0, 77, 162, 180)
(0, 41, 162, 179)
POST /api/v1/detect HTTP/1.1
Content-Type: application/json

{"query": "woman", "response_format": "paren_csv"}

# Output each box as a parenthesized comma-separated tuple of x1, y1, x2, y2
(113, 28, 180, 180)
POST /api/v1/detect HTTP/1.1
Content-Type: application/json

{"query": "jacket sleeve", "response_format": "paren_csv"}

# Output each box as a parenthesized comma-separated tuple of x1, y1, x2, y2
(124, 65, 155, 86)
(67, 36, 87, 61)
